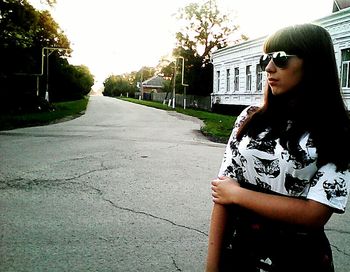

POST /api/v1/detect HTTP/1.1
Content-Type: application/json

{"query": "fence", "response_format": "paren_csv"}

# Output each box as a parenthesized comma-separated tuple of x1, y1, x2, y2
(135, 92, 212, 111)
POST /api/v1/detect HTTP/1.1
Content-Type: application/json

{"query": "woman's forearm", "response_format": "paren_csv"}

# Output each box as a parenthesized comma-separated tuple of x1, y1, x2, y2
(234, 187, 333, 228)
(206, 203, 228, 272)
(212, 178, 333, 228)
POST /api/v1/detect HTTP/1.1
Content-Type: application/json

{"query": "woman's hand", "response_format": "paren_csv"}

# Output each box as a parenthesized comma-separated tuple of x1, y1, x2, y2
(211, 176, 241, 205)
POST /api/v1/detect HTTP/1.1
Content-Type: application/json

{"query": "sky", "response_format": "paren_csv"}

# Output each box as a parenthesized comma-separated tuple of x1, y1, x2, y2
(29, 0, 334, 91)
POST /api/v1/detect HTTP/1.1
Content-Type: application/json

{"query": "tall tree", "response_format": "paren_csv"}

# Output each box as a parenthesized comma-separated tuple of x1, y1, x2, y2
(173, 0, 246, 96)
(41, 0, 56, 7)
(175, 0, 242, 65)
(103, 75, 137, 98)
(0, 0, 70, 76)
(50, 58, 94, 101)
(0, 0, 93, 112)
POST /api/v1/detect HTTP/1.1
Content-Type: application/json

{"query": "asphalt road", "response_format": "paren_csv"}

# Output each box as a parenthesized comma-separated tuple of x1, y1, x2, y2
(0, 96, 349, 272)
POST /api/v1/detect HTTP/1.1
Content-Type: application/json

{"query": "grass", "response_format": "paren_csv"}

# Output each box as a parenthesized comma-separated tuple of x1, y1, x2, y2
(0, 97, 89, 131)
(120, 97, 236, 143)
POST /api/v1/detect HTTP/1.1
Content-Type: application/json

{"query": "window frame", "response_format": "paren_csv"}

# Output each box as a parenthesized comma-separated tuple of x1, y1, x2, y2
(246, 65, 252, 92)
(216, 70, 221, 92)
(256, 64, 263, 92)
(226, 68, 231, 93)
(234, 67, 239, 92)
(341, 48, 350, 89)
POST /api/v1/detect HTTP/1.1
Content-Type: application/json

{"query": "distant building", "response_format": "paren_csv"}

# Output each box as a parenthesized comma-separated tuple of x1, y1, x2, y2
(141, 75, 165, 94)
(211, 6, 350, 111)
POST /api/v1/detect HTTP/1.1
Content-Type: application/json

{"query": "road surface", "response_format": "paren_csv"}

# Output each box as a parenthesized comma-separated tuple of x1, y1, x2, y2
(0, 96, 349, 271)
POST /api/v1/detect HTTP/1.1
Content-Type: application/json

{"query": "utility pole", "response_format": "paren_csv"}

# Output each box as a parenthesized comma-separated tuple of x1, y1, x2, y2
(42, 47, 69, 102)
(177, 56, 189, 109)
(172, 61, 176, 109)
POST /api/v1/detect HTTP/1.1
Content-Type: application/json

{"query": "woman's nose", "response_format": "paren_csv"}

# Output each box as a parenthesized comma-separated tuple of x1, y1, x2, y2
(265, 59, 276, 73)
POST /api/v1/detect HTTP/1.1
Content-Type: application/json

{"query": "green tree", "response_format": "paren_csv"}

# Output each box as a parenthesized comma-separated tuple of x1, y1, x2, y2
(50, 59, 94, 101)
(136, 66, 156, 85)
(157, 57, 174, 79)
(0, 0, 70, 73)
(0, 0, 93, 112)
(173, 0, 246, 96)
(41, 0, 57, 7)
(103, 75, 137, 97)
(34, 10, 70, 49)
(176, 0, 239, 65)
(103, 67, 156, 98)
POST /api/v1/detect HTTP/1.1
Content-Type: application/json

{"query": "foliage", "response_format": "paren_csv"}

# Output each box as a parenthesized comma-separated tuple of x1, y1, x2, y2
(175, 0, 239, 65)
(0, 0, 70, 74)
(49, 59, 95, 101)
(103, 66, 157, 97)
(0, 0, 94, 112)
(40, 0, 56, 7)
(0, 97, 88, 131)
(171, 0, 246, 96)
(103, 75, 138, 97)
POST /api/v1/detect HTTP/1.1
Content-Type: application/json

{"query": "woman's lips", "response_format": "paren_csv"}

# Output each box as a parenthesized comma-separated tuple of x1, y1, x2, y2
(268, 78, 278, 85)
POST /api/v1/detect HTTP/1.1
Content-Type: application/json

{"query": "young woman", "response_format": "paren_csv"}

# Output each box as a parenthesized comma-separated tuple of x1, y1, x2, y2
(206, 24, 350, 272)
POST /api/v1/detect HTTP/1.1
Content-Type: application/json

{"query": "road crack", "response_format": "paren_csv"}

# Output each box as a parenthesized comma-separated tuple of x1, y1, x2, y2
(325, 228, 350, 257)
(79, 182, 208, 237)
(171, 256, 182, 271)
(331, 244, 350, 257)
(0, 167, 112, 190)
(103, 198, 208, 237)
(325, 228, 350, 235)
(1, 172, 209, 239)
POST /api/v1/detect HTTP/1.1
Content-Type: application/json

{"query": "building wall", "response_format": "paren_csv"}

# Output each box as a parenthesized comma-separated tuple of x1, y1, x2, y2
(211, 8, 350, 110)
(316, 8, 350, 110)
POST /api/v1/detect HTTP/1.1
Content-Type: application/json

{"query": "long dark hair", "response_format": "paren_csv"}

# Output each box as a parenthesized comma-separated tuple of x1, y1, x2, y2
(237, 23, 350, 170)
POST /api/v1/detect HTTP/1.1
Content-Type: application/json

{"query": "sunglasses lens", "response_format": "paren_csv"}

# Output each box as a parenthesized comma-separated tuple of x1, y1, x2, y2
(260, 52, 291, 70)
(273, 52, 289, 68)
(259, 54, 270, 70)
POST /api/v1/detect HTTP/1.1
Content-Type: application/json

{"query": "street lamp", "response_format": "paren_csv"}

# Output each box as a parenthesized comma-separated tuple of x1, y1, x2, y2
(41, 47, 69, 102)
(172, 60, 177, 109)
(139, 68, 143, 100)
(177, 56, 189, 109)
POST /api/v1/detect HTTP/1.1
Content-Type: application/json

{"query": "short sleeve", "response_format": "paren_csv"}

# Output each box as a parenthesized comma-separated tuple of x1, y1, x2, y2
(307, 163, 350, 213)
(217, 106, 257, 178)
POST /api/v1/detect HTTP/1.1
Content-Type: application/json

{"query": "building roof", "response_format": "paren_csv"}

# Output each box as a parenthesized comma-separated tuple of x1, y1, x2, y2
(333, 0, 350, 12)
(142, 75, 164, 88)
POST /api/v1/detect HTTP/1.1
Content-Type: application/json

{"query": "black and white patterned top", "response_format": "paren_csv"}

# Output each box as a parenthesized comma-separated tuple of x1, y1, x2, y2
(218, 106, 350, 213)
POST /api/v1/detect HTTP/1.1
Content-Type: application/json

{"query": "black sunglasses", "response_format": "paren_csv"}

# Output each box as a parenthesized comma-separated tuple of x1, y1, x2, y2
(259, 51, 297, 70)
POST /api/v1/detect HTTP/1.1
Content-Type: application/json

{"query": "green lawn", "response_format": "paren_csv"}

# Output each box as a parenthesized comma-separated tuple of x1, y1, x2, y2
(0, 97, 89, 131)
(120, 97, 236, 143)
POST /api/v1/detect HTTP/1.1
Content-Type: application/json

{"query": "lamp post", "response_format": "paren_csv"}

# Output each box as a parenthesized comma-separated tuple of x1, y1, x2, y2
(41, 47, 69, 102)
(172, 61, 177, 109)
(177, 56, 189, 109)
(140, 68, 143, 100)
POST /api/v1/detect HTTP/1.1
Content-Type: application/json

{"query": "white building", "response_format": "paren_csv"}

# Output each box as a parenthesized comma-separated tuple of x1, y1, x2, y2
(211, 7, 350, 111)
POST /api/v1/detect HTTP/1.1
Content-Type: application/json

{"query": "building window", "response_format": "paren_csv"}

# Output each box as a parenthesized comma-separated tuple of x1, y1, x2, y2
(341, 49, 350, 88)
(246, 65, 252, 91)
(226, 69, 230, 92)
(216, 71, 220, 92)
(234, 68, 239, 92)
(256, 64, 263, 92)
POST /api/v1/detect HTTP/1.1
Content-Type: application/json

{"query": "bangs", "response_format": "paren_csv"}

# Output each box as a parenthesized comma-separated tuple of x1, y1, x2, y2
(263, 25, 303, 56)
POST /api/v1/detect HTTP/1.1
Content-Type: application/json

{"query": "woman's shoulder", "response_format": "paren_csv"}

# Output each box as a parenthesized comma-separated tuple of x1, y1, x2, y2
(234, 105, 260, 128)
(240, 105, 260, 118)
